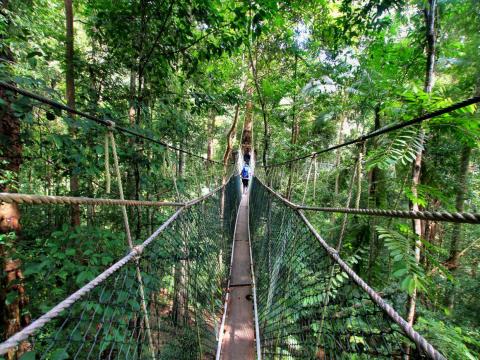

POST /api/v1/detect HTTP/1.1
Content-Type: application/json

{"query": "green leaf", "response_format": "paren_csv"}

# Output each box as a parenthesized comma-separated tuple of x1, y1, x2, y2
(101, 256, 113, 265)
(5, 292, 18, 305)
(24, 263, 41, 276)
(65, 248, 76, 256)
(408, 276, 417, 294)
(52, 135, 63, 149)
(392, 268, 408, 278)
(19, 352, 36, 360)
(75, 270, 95, 285)
(26, 51, 42, 59)
(400, 276, 413, 293)
(128, 299, 141, 311)
(117, 291, 129, 302)
(51, 348, 69, 360)
(20, 351, 37, 360)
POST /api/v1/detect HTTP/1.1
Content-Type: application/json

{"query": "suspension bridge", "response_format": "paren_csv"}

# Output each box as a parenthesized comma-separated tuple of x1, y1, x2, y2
(0, 81, 479, 359)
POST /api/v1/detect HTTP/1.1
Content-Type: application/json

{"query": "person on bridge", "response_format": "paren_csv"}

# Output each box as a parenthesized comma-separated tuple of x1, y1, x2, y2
(241, 164, 251, 193)
(243, 151, 251, 165)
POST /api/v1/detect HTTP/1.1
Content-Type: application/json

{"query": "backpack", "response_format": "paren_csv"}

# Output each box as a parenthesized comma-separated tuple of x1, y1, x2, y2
(241, 167, 249, 178)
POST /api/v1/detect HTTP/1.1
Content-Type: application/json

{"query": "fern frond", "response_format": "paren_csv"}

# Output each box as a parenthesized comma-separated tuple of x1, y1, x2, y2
(376, 226, 427, 294)
(366, 127, 424, 170)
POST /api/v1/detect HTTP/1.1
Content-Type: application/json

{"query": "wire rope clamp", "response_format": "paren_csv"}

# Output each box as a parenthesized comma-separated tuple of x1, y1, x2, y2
(105, 119, 116, 129)
(133, 245, 145, 260)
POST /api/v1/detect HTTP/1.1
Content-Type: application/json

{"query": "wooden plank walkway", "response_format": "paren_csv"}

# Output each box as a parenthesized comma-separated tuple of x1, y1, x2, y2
(219, 192, 256, 359)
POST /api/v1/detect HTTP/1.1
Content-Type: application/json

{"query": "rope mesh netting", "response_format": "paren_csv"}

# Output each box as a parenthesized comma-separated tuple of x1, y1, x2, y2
(249, 177, 444, 360)
(0, 177, 241, 359)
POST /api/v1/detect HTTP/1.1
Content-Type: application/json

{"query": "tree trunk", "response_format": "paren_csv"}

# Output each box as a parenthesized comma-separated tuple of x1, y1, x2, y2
(333, 117, 346, 198)
(445, 145, 471, 311)
(367, 106, 385, 280)
(262, 113, 269, 167)
(286, 56, 299, 200)
(368, 106, 382, 208)
(178, 145, 185, 178)
(172, 261, 187, 325)
(133, 74, 143, 240)
(126, 67, 137, 232)
(65, 0, 80, 227)
(406, 0, 437, 338)
(207, 110, 216, 162)
(134, 161, 141, 240)
(446, 79, 479, 271)
(447, 146, 471, 270)
(355, 143, 364, 209)
(221, 104, 241, 218)
(0, 92, 30, 358)
(241, 87, 254, 158)
(313, 157, 318, 201)
(302, 156, 315, 204)
(407, 129, 425, 326)
(424, 0, 437, 94)
(223, 67, 247, 178)
(129, 69, 137, 126)
(136, 72, 144, 125)
(0, 3, 30, 353)
(223, 104, 240, 170)
(247, 44, 268, 166)
(330, 116, 346, 226)
(173, 225, 188, 326)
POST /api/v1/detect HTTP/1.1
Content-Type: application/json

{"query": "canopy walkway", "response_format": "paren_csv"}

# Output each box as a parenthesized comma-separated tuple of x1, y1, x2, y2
(217, 192, 258, 360)
(1, 82, 480, 359)
(0, 175, 447, 360)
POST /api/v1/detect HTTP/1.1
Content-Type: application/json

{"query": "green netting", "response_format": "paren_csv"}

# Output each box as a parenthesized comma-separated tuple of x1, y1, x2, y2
(249, 177, 430, 359)
(4, 177, 240, 359)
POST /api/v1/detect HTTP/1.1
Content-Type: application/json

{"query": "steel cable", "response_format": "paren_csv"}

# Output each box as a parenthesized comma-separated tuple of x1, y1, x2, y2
(0, 81, 222, 164)
(264, 96, 480, 168)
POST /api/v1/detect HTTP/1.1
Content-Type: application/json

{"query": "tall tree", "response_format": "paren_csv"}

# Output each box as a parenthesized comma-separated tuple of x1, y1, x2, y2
(207, 110, 216, 162)
(64, 0, 80, 227)
(286, 52, 299, 200)
(223, 104, 241, 171)
(241, 87, 254, 158)
(0, 2, 30, 356)
(0, 88, 30, 358)
(407, 0, 437, 339)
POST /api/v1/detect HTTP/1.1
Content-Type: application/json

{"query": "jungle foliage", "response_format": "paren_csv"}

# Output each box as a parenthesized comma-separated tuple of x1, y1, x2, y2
(0, 0, 479, 358)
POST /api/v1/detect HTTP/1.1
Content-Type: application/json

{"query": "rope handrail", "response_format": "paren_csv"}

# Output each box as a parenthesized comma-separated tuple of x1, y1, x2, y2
(297, 205, 480, 224)
(263, 96, 480, 167)
(255, 178, 480, 224)
(0, 81, 222, 164)
(0, 178, 230, 356)
(253, 177, 446, 360)
(0, 192, 184, 207)
(298, 210, 445, 360)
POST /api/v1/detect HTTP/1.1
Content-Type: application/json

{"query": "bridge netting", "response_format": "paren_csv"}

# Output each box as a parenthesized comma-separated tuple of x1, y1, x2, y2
(0, 177, 240, 359)
(0, 174, 446, 360)
(249, 177, 445, 360)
